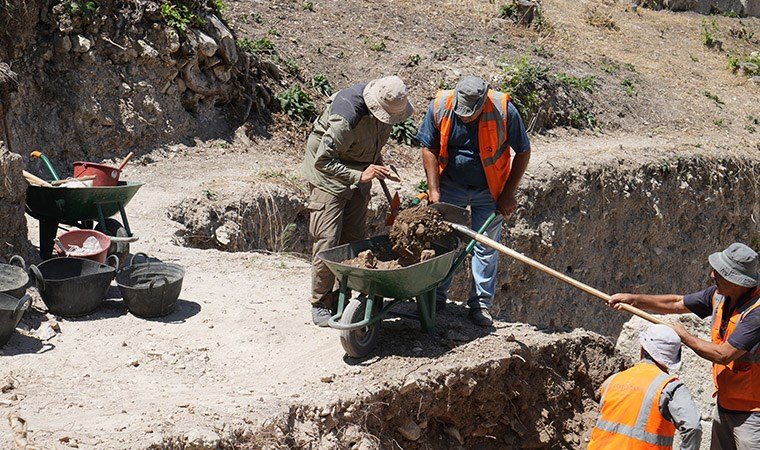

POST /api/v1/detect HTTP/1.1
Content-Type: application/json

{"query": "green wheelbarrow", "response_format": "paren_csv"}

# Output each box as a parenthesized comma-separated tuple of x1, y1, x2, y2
(318, 203, 497, 358)
(26, 182, 144, 261)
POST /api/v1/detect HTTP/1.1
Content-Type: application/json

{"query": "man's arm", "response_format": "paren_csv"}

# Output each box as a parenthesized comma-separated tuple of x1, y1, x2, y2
(315, 115, 389, 184)
(660, 382, 702, 450)
(609, 293, 692, 314)
(673, 323, 747, 365)
(496, 151, 530, 217)
(421, 147, 441, 202)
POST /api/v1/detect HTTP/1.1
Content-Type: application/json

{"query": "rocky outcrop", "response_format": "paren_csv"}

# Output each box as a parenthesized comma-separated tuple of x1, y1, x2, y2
(0, 147, 28, 261)
(663, 0, 759, 16)
(2, 0, 274, 175)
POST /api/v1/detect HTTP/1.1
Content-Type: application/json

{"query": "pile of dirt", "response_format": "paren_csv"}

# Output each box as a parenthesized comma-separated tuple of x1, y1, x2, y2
(389, 205, 453, 265)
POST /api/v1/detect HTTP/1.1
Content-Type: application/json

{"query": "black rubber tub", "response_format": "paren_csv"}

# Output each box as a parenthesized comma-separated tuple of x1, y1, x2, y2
(29, 256, 118, 317)
(116, 253, 185, 318)
(0, 256, 29, 298)
(0, 293, 31, 347)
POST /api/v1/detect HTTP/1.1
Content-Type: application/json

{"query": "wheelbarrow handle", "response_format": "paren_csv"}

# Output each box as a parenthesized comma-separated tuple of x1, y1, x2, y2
(29, 264, 45, 293)
(129, 252, 150, 267)
(444, 211, 499, 281)
(448, 222, 667, 326)
(13, 294, 32, 324)
(9, 255, 26, 270)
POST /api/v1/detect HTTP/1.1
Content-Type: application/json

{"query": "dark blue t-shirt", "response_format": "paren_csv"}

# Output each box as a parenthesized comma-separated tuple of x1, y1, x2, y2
(684, 286, 760, 353)
(416, 100, 530, 188)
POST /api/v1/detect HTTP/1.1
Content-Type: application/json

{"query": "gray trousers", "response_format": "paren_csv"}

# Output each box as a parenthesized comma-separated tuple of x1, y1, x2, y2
(710, 406, 760, 450)
(308, 184, 370, 306)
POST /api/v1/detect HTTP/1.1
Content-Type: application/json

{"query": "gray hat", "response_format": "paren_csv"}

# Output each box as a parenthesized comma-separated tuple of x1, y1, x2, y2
(454, 76, 490, 118)
(708, 243, 759, 288)
(640, 324, 682, 372)
(363, 76, 414, 125)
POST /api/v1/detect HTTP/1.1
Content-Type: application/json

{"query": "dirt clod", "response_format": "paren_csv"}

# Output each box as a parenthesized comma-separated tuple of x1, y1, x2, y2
(343, 249, 402, 270)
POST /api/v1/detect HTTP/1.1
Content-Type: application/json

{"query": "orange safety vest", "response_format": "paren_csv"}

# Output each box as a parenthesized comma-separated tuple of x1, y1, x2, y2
(433, 89, 511, 200)
(710, 287, 760, 412)
(588, 362, 677, 450)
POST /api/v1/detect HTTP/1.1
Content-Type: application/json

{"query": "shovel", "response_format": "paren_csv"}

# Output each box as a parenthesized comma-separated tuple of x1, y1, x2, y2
(432, 202, 666, 326)
(378, 179, 401, 226)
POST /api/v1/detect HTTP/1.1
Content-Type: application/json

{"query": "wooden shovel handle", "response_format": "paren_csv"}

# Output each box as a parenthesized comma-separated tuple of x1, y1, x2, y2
(448, 223, 667, 326)
(50, 175, 96, 186)
(22, 170, 52, 187)
(117, 152, 134, 171)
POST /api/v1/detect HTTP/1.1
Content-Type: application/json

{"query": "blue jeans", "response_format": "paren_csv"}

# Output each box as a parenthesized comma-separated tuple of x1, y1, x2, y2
(436, 178, 503, 310)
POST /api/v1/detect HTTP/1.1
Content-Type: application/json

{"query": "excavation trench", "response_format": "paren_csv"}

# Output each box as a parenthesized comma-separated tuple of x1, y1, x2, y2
(170, 153, 760, 338)
(153, 325, 626, 449)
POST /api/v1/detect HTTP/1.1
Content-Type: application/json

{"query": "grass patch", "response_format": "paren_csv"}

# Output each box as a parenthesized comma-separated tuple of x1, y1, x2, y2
(621, 78, 636, 95)
(701, 19, 722, 50)
(238, 37, 276, 55)
(585, 7, 618, 30)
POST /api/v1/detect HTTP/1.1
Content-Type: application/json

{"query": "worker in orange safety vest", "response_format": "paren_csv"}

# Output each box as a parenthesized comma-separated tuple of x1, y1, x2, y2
(589, 324, 702, 449)
(611, 243, 760, 450)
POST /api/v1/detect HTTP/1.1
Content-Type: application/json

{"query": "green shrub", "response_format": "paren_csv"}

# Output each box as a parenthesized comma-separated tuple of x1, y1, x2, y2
(369, 40, 387, 52)
(727, 52, 760, 76)
(161, 1, 203, 33)
(621, 78, 636, 95)
(500, 56, 549, 119)
(65, 0, 98, 18)
(390, 118, 419, 146)
(277, 85, 316, 123)
(701, 20, 721, 49)
(701, 90, 724, 107)
(408, 54, 421, 67)
(303, 1, 314, 11)
(311, 74, 333, 97)
(499, 4, 517, 19)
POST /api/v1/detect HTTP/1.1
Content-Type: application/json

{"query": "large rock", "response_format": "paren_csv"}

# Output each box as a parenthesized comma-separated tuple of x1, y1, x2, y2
(0, 148, 29, 261)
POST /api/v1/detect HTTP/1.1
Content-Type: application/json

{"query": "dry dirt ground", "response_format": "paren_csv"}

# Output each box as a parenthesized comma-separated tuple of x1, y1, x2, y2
(1, 0, 759, 447)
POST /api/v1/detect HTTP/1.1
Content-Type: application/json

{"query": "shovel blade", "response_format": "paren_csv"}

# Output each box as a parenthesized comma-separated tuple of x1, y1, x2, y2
(429, 202, 470, 227)
(386, 193, 401, 226)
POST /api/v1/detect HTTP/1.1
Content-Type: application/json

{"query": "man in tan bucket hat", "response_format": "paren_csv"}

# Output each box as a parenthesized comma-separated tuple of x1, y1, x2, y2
(301, 76, 413, 326)
(611, 242, 760, 449)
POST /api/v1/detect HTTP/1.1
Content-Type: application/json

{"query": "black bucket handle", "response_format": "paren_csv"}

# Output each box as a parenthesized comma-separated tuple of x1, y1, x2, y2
(107, 254, 120, 269)
(129, 252, 150, 268)
(13, 294, 32, 324)
(9, 255, 26, 270)
(29, 264, 45, 293)
(149, 276, 169, 293)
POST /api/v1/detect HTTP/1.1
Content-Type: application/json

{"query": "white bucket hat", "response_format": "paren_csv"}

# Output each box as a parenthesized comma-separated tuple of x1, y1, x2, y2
(708, 243, 759, 288)
(363, 76, 414, 125)
(640, 324, 682, 373)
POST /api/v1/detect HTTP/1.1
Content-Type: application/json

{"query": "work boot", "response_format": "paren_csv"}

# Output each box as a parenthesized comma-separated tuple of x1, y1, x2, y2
(468, 308, 493, 327)
(311, 305, 333, 327)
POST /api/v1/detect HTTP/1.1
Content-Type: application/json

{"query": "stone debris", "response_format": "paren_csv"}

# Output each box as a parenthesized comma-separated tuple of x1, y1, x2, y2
(396, 417, 422, 441)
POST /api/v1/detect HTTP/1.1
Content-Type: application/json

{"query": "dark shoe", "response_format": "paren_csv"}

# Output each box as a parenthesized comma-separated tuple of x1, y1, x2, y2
(468, 308, 493, 327)
(436, 299, 447, 312)
(311, 305, 333, 327)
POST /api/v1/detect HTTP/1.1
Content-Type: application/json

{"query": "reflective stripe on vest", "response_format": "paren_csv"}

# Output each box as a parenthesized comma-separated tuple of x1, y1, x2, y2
(710, 287, 760, 411)
(432, 89, 511, 200)
(589, 363, 677, 449)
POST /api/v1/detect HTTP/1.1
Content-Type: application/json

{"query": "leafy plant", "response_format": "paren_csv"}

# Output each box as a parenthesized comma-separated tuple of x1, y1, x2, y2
(500, 56, 549, 120)
(212, 0, 225, 15)
(499, 3, 517, 20)
(415, 179, 428, 193)
(65, 0, 98, 18)
(701, 90, 725, 107)
(569, 111, 598, 130)
(390, 118, 419, 146)
(238, 37, 276, 55)
(621, 78, 636, 95)
(601, 59, 620, 73)
(283, 57, 300, 76)
(277, 85, 316, 123)
(727, 52, 760, 77)
(368, 40, 387, 52)
(556, 72, 596, 92)
(311, 74, 333, 97)
(303, 1, 314, 11)
(408, 54, 421, 67)
(268, 28, 280, 36)
(161, 1, 203, 33)
(701, 20, 722, 49)
(250, 12, 262, 23)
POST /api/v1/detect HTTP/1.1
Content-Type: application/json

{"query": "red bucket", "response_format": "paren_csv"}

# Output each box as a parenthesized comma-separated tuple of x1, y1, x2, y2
(73, 162, 121, 187)
(56, 229, 111, 263)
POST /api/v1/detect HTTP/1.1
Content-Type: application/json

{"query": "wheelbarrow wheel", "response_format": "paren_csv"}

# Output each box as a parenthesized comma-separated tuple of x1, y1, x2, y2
(340, 298, 380, 358)
(95, 218, 129, 268)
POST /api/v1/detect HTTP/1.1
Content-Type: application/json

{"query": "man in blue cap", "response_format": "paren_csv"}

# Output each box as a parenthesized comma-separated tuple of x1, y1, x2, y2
(417, 75, 531, 326)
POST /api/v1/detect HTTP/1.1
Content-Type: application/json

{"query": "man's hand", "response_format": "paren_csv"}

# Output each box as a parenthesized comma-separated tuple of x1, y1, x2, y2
(428, 189, 440, 203)
(360, 164, 391, 183)
(497, 192, 517, 217)
(671, 322, 690, 340)
(610, 293, 638, 309)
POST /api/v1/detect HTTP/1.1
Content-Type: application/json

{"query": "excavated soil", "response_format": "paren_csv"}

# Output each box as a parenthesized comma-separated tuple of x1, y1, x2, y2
(389, 205, 453, 266)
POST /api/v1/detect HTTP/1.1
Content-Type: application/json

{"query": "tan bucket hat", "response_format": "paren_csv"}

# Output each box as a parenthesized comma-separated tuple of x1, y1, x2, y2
(363, 76, 414, 124)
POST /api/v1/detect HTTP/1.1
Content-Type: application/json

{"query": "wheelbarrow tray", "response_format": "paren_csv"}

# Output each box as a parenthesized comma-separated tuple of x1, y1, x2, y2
(318, 235, 457, 299)
(26, 181, 143, 223)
